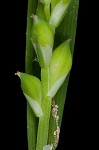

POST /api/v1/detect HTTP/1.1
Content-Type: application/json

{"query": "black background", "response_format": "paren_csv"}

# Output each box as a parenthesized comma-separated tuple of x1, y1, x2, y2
(2, 0, 97, 149)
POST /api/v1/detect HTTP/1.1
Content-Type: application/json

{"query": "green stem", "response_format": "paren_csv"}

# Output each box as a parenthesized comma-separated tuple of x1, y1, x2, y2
(36, 1, 46, 20)
(36, 67, 52, 150)
(37, 1, 50, 22)
(44, 4, 50, 22)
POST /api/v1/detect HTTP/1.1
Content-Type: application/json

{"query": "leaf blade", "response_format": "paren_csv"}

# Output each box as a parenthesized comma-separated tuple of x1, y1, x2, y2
(25, 0, 38, 150)
(48, 0, 79, 148)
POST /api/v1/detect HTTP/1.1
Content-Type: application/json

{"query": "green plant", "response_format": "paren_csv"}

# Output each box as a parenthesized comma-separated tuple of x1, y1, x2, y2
(16, 0, 79, 149)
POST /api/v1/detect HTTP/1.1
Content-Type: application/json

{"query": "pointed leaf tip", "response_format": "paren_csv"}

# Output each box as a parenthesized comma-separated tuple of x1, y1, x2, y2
(15, 71, 20, 77)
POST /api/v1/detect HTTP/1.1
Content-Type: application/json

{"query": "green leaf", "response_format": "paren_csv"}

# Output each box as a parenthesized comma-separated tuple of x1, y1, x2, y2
(48, 0, 79, 149)
(25, 0, 38, 149)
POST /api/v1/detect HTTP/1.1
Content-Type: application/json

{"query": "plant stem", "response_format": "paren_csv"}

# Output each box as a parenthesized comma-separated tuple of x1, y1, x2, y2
(36, 67, 52, 150)
(25, 0, 79, 150)
(25, 0, 38, 149)
(36, 1, 46, 20)
(44, 4, 50, 22)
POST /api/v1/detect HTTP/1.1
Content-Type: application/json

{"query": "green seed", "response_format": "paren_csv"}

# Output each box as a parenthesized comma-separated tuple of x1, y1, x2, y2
(16, 72, 43, 117)
(47, 40, 72, 98)
(49, 0, 71, 28)
(31, 15, 54, 68)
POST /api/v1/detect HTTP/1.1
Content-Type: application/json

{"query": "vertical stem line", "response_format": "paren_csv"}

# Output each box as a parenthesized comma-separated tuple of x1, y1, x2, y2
(44, 4, 50, 22)
(36, 67, 52, 150)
